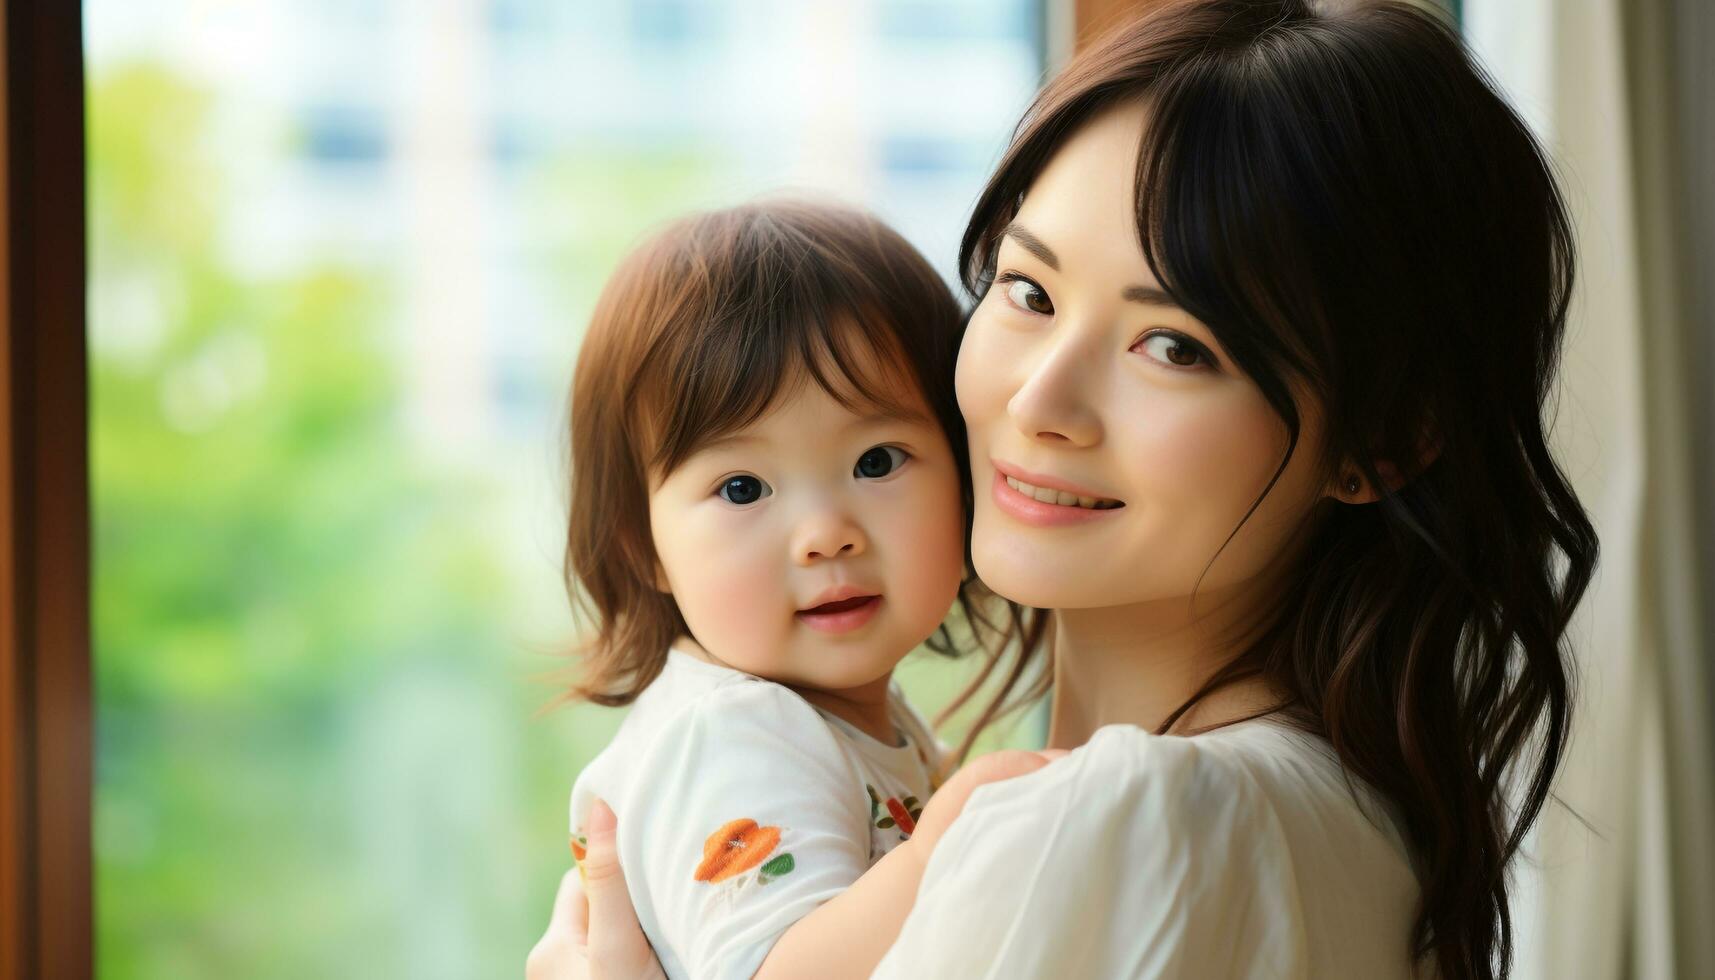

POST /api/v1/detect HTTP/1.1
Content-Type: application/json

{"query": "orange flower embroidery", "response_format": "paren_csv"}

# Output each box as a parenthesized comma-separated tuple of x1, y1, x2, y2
(569, 831, 589, 885)
(694, 818, 795, 884)
(867, 784, 922, 838)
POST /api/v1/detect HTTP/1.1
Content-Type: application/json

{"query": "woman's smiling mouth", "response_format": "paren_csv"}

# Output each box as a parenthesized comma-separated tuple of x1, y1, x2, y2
(1002, 474, 1123, 510)
(990, 463, 1125, 527)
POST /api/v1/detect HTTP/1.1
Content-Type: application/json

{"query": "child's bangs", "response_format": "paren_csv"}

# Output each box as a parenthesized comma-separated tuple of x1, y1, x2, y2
(636, 299, 927, 479)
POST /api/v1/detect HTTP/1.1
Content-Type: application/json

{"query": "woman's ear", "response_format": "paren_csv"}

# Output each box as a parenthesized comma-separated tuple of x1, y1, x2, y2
(1329, 467, 1378, 505)
(1328, 463, 1397, 505)
(1332, 428, 1443, 504)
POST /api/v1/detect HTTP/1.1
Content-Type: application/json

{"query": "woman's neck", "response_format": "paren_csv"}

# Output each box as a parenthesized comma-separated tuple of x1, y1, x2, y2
(1044, 582, 1282, 750)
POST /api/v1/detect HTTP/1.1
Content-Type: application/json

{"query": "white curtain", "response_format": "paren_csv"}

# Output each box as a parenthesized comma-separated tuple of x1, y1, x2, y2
(1464, 0, 1715, 977)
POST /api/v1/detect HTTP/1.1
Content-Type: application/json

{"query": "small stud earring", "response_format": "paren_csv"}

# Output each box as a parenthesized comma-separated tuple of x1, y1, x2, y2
(1344, 475, 1360, 495)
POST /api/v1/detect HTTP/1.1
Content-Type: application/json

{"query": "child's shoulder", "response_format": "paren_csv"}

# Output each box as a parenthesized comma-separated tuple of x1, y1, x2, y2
(570, 650, 860, 824)
(639, 648, 809, 705)
(616, 649, 843, 753)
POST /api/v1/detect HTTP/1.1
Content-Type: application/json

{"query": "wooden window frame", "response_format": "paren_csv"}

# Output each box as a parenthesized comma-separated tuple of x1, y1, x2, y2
(2, 1, 90, 978)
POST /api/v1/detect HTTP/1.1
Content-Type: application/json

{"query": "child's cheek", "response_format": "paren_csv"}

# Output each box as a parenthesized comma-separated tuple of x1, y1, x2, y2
(674, 514, 790, 662)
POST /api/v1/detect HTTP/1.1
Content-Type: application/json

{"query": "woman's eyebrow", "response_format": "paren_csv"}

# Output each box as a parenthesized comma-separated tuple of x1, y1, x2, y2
(1005, 223, 1181, 309)
(1122, 285, 1180, 308)
(1002, 222, 1059, 270)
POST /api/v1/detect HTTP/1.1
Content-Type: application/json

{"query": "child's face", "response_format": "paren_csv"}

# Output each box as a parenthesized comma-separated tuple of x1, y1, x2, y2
(647, 362, 967, 694)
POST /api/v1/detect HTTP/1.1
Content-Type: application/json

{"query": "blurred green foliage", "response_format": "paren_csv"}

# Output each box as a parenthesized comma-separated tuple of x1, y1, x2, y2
(90, 64, 549, 978)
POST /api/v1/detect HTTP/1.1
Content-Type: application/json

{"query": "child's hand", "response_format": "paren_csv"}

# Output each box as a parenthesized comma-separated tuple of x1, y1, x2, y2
(908, 749, 1068, 856)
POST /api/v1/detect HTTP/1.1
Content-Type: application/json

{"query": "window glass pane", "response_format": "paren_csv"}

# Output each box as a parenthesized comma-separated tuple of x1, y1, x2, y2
(86, 0, 1045, 974)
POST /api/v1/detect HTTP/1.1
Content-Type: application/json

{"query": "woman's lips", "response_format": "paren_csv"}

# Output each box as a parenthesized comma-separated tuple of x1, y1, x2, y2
(796, 595, 883, 634)
(990, 469, 1124, 527)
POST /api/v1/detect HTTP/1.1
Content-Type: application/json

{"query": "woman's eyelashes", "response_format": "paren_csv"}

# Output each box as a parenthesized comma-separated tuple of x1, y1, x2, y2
(712, 446, 910, 505)
(1132, 330, 1215, 372)
(996, 272, 1053, 315)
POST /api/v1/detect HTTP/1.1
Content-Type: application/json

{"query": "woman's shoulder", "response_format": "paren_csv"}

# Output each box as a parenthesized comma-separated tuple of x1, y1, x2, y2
(964, 718, 1418, 884)
(898, 719, 1424, 978)
(960, 721, 1276, 830)
(884, 725, 1429, 980)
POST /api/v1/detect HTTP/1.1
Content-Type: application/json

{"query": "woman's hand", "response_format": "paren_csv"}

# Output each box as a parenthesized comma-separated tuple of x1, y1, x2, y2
(524, 799, 665, 980)
(909, 749, 1068, 855)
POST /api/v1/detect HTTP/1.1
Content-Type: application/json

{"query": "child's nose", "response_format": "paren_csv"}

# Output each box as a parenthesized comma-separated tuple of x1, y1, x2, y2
(792, 511, 868, 564)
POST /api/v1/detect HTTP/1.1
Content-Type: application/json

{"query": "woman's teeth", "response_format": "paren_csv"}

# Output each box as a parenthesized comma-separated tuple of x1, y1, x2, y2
(1004, 475, 1121, 510)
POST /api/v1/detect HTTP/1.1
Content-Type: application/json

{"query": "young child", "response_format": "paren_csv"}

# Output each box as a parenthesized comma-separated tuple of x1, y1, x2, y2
(560, 199, 982, 979)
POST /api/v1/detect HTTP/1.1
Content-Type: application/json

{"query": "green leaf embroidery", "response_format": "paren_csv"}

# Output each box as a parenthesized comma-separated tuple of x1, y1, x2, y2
(877, 817, 895, 829)
(759, 853, 795, 882)
(902, 796, 919, 810)
(866, 784, 880, 821)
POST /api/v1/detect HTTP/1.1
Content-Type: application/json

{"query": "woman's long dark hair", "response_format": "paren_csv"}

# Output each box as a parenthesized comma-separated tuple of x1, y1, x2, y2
(942, 2, 1600, 977)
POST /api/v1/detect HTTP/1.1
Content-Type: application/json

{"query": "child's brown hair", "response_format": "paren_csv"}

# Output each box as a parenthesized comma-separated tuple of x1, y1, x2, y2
(560, 198, 977, 706)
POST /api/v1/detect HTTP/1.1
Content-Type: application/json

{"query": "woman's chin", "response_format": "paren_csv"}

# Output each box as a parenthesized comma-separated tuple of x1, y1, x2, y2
(972, 545, 1116, 611)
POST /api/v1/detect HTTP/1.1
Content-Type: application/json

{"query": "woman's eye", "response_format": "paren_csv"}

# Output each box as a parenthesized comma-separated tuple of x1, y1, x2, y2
(1134, 332, 1209, 370)
(1001, 275, 1054, 315)
(854, 445, 909, 479)
(717, 475, 772, 505)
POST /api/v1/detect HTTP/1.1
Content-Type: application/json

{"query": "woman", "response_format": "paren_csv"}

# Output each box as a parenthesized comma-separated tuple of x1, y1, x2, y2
(530, 1, 1597, 977)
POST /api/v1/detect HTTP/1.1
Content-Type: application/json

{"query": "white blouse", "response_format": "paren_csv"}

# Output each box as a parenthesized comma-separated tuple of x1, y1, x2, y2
(872, 718, 1430, 979)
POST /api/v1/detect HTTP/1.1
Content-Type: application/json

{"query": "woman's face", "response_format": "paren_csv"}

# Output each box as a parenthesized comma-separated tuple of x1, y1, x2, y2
(958, 100, 1335, 613)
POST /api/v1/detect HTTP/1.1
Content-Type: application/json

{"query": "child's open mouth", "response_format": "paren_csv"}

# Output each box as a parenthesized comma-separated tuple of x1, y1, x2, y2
(796, 594, 883, 634)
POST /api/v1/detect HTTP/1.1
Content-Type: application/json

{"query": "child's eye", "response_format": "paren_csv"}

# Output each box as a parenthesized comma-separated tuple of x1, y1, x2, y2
(717, 475, 772, 505)
(854, 446, 909, 479)
(997, 273, 1053, 315)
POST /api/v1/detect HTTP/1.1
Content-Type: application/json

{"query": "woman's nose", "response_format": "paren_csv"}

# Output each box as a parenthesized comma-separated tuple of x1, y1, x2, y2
(1007, 334, 1103, 447)
(792, 508, 869, 564)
